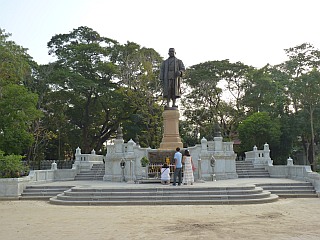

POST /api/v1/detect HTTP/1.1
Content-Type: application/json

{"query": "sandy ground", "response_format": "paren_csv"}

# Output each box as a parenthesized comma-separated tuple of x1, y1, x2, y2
(0, 199, 320, 240)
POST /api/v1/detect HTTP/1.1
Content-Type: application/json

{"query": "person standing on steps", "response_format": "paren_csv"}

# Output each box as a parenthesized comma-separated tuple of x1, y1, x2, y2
(160, 48, 185, 108)
(172, 147, 183, 186)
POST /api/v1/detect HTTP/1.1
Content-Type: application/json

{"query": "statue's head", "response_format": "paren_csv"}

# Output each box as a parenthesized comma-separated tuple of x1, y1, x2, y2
(168, 48, 175, 57)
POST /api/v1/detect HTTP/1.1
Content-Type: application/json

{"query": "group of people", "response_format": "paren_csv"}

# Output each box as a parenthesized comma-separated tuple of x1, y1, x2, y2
(160, 147, 195, 186)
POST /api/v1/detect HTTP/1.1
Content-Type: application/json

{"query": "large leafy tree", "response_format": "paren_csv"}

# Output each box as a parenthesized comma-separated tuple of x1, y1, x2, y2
(238, 112, 281, 156)
(221, 61, 253, 113)
(241, 65, 295, 162)
(292, 69, 320, 170)
(24, 64, 59, 164)
(46, 26, 132, 153)
(182, 61, 223, 142)
(114, 42, 163, 148)
(181, 60, 252, 142)
(0, 29, 41, 155)
(242, 65, 289, 116)
(279, 43, 320, 170)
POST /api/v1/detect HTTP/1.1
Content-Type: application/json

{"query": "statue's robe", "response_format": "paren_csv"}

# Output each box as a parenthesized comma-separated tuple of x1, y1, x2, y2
(160, 57, 185, 99)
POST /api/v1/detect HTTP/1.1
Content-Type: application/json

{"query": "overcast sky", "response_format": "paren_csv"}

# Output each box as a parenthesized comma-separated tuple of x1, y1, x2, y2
(1, 0, 320, 68)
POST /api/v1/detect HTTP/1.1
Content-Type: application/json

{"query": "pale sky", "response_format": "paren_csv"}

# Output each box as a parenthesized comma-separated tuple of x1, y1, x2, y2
(1, 0, 319, 68)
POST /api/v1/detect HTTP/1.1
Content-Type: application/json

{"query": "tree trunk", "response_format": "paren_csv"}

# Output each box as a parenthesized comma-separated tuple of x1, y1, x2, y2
(310, 106, 316, 171)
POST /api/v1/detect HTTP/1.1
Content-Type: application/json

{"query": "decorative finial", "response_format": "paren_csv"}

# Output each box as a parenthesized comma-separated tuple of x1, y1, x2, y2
(116, 125, 123, 139)
(214, 123, 222, 137)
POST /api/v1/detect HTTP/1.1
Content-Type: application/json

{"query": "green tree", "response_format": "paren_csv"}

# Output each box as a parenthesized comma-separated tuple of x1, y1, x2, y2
(24, 64, 58, 165)
(182, 61, 223, 142)
(182, 60, 252, 141)
(0, 29, 42, 155)
(280, 43, 320, 170)
(114, 42, 163, 148)
(238, 112, 281, 155)
(291, 69, 320, 170)
(242, 65, 289, 116)
(46, 26, 130, 153)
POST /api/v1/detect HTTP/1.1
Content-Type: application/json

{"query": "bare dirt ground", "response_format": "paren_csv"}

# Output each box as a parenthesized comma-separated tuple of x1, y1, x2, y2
(0, 198, 320, 240)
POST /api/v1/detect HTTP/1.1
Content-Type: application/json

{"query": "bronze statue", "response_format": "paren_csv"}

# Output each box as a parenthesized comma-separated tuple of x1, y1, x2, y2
(160, 48, 185, 108)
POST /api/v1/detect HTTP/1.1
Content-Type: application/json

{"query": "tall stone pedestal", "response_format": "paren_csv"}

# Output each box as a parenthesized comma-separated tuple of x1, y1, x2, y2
(159, 108, 183, 150)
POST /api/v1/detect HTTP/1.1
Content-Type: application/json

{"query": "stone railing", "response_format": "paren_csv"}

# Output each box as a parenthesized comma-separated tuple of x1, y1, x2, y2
(245, 143, 272, 168)
(267, 163, 320, 195)
(0, 162, 79, 199)
(74, 147, 104, 171)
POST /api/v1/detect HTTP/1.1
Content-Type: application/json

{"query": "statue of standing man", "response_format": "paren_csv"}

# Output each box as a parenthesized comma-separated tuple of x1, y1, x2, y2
(160, 48, 185, 108)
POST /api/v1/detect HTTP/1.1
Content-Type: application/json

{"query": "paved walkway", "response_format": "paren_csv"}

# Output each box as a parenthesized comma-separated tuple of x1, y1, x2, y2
(28, 177, 308, 189)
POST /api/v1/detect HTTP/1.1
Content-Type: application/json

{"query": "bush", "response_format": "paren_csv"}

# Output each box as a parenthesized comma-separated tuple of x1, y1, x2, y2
(140, 156, 149, 167)
(0, 151, 28, 178)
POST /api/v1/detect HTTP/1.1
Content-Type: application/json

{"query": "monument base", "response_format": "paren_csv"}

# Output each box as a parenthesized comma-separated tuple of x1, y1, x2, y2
(159, 109, 183, 150)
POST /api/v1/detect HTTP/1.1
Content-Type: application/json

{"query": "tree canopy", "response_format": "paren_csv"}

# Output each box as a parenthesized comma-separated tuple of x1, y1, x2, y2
(0, 29, 42, 155)
(2, 26, 320, 171)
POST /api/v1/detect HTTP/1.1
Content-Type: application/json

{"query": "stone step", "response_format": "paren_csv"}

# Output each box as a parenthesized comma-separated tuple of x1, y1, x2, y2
(74, 176, 104, 180)
(74, 163, 105, 181)
(235, 162, 254, 165)
(235, 162, 254, 166)
(20, 186, 74, 200)
(56, 192, 273, 202)
(236, 161, 269, 178)
(259, 186, 314, 190)
(75, 173, 104, 176)
(236, 169, 268, 172)
(256, 183, 318, 198)
(238, 175, 270, 178)
(257, 182, 313, 187)
(49, 186, 279, 205)
(237, 171, 269, 174)
(23, 185, 73, 189)
(50, 197, 279, 205)
(238, 172, 270, 176)
(91, 164, 104, 167)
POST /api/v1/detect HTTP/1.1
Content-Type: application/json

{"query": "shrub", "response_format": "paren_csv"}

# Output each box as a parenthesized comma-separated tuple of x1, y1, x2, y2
(140, 156, 149, 167)
(0, 151, 28, 178)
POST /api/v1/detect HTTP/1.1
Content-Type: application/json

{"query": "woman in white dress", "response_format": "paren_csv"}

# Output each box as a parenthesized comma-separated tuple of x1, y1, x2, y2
(182, 149, 194, 185)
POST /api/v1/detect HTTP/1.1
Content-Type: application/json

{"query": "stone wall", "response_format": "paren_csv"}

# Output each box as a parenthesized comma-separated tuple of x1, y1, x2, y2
(104, 136, 237, 182)
(0, 163, 79, 199)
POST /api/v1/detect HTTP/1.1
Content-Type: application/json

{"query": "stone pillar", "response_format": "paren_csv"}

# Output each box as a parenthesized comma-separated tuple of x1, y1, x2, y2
(127, 139, 135, 153)
(159, 109, 183, 150)
(114, 138, 124, 153)
(51, 160, 57, 170)
(264, 143, 271, 160)
(253, 145, 258, 160)
(287, 157, 294, 166)
(201, 137, 208, 151)
(196, 158, 205, 183)
(75, 147, 81, 161)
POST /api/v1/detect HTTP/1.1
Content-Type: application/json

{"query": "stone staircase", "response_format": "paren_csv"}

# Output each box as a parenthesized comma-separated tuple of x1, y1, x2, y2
(74, 163, 105, 181)
(49, 186, 279, 205)
(20, 185, 74, 200)
(256, 182, 318, 198)
(236, 161, 270, 178)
